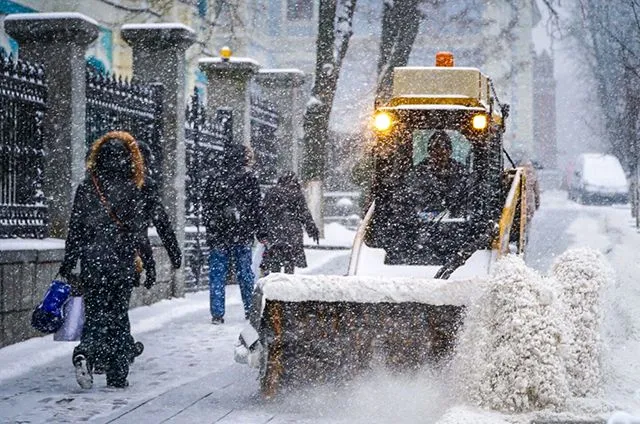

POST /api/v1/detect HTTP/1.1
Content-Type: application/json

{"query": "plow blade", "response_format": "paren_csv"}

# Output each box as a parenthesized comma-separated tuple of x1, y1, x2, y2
(243, 274, 484, 397)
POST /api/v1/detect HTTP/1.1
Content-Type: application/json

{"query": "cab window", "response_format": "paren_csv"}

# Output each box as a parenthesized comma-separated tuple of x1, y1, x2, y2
(411, 129, 473, 167)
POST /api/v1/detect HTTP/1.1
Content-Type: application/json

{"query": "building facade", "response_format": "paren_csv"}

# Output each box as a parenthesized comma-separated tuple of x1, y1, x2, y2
(533, 50, 558, 168)
(1, 0, 542, 160)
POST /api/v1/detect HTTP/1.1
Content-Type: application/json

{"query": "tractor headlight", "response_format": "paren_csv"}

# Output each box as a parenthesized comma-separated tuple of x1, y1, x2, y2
(373, 112, 393, 132)
(472, 114, 488, 130)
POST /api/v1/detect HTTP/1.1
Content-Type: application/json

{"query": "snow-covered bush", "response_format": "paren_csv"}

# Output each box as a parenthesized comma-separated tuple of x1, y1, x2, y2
(453, 255, 570, 412)
(551, 248, 613, 397)
(452, 249, 612, 412)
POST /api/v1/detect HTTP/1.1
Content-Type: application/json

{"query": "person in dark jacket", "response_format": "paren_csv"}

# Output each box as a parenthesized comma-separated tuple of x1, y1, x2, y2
(258, 172, 319, 274)
(59, 131, 178, 389)
(89, 139, 182, 376)
(201, 143, 261, 324)
(404, 130, 470, 218)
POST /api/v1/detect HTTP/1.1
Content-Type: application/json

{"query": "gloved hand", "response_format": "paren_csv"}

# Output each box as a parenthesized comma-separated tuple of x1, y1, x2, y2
(144, 267, 156, 289)
(308, 225, 320, 244)
(59, 262, 74, 281)
(256, 231, 268, 244)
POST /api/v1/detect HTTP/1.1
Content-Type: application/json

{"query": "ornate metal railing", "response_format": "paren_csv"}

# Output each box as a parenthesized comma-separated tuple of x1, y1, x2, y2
(250, 93, 279, 185)
(85, 67, 164, 178)
(0, 53, 48, 238)
(184, 90, 233, 289)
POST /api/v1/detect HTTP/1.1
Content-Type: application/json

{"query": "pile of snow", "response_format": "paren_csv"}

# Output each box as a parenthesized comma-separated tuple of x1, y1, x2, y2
(452, 249, 613, 413)
(551, 248, 613, 397)
(434, 406, 510, 424)
(453, 255, 570, 412)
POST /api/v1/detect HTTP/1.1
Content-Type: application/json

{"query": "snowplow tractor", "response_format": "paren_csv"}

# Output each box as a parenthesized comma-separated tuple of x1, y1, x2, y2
(236, 53, 532, 397)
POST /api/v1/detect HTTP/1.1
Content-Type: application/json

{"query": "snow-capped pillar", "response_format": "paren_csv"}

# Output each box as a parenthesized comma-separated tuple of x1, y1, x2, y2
(121, 23, 196, 298)
(4, 13, 99, 238)
(254, 69, 306, 174)
(199, 55, 261, 147)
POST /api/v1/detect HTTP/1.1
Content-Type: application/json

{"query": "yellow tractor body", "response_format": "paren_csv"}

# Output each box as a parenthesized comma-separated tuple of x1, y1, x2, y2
(236, 54, 532, 397)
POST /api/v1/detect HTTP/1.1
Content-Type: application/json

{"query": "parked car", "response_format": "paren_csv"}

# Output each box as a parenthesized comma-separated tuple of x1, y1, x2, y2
(568, 153, 628, 204)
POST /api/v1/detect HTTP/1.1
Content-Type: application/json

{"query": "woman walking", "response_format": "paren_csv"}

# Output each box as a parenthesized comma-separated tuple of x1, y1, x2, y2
(60, 131, 153, 389)
(258, 172, 319, 274)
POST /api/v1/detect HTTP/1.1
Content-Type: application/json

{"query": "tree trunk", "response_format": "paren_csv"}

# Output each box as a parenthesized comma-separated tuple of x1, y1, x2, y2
(375, 0, 422, 103)
(301, 0, 357, 236)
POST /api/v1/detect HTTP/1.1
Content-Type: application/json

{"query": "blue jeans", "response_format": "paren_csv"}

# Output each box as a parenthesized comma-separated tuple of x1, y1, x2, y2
(208, 245, 255, 318)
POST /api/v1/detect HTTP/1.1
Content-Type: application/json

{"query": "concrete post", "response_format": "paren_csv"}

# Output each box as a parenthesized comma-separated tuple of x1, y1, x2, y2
(254, 69, 306, 174)
(199, 56, 260, 147)
(4, 13, 99, 238)
(121, 23, 196, 298)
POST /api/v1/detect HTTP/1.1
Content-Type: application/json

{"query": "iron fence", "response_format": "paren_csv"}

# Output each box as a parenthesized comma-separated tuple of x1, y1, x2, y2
(0, 52, 48, 238)
(184, 90, 233, 290)
(85, 67, 164, 178)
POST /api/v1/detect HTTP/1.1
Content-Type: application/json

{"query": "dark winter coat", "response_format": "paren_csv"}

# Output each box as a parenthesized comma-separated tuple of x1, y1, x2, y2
(258, 177, 318, 269)
(201, 167, 261, 249)
(401, 159, 470, 217)
(60, 133, 150, 386)
(141, 177, 182, 270)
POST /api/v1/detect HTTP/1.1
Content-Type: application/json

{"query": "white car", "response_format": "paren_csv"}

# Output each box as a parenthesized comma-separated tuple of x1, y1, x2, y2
(568, 153, 628, 204)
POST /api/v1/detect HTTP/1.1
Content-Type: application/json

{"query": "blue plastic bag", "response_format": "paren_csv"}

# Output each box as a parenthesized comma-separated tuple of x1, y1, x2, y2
(31, 280, 71, 334)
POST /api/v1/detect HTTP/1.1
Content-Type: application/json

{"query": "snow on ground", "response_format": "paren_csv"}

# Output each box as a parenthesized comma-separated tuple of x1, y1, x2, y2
(303, 222, 356, 248)
(3, 195, 640, 423)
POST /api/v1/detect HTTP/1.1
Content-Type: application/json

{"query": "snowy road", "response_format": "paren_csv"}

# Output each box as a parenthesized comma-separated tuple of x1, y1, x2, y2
(1, 191, 640, 423)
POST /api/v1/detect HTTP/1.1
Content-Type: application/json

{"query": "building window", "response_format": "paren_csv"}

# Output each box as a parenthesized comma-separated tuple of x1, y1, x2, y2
(287, 0, 313, 21)
(198, 0, 208, 18)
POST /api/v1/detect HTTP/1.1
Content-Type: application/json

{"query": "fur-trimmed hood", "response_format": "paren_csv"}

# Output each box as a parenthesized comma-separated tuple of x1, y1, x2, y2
(86, 131, 145, 189)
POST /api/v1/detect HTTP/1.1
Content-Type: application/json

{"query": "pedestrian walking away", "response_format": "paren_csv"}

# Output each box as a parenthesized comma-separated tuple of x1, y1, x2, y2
(202, 143, 261, 324)
(258, 171, 319, 275)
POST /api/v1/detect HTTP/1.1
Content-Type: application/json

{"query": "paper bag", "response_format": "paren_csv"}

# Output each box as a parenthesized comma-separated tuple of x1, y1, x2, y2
(54, 297, 84, 342)
(252, 242, 266, 281)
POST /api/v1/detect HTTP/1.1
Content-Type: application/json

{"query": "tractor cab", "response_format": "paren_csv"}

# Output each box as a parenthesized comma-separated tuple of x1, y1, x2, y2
(363, 53, 510, 275)
(234, 53, 533, 398)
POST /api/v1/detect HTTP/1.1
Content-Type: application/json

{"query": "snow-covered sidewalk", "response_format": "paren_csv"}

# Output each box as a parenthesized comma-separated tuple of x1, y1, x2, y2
(2, 194, 640, 423)
(0, 247, 352, 424)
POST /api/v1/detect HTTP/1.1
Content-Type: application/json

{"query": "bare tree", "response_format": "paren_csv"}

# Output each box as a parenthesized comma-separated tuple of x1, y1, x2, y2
(375, 0, 423, 103)
(565, 0, 640, 169)
(375, 0, 561, 101)
(118, 0, 255, 69)
(301, 0, 358, 229)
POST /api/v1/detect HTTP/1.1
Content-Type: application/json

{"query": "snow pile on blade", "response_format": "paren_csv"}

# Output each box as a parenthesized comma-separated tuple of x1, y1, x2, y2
(452, 249, 612, 412)
(253, 274, 488, 396)
(551, 248, 613, 397)
(257, 273, 487, 306)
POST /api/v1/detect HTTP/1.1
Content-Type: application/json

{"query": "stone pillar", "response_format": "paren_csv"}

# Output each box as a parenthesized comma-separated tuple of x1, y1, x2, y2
(199, 56, 260, 146)
(121, 23, 196, 298)
(254, 69, 306, 174)
(4, 13, 99, 238)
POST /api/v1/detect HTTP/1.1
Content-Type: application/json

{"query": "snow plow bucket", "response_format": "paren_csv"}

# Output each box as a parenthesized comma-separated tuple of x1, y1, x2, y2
(248, 274, 485, 397)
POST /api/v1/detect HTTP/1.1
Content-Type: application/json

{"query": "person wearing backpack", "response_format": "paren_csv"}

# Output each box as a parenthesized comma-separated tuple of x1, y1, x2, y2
(201, 144, 261, 324)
